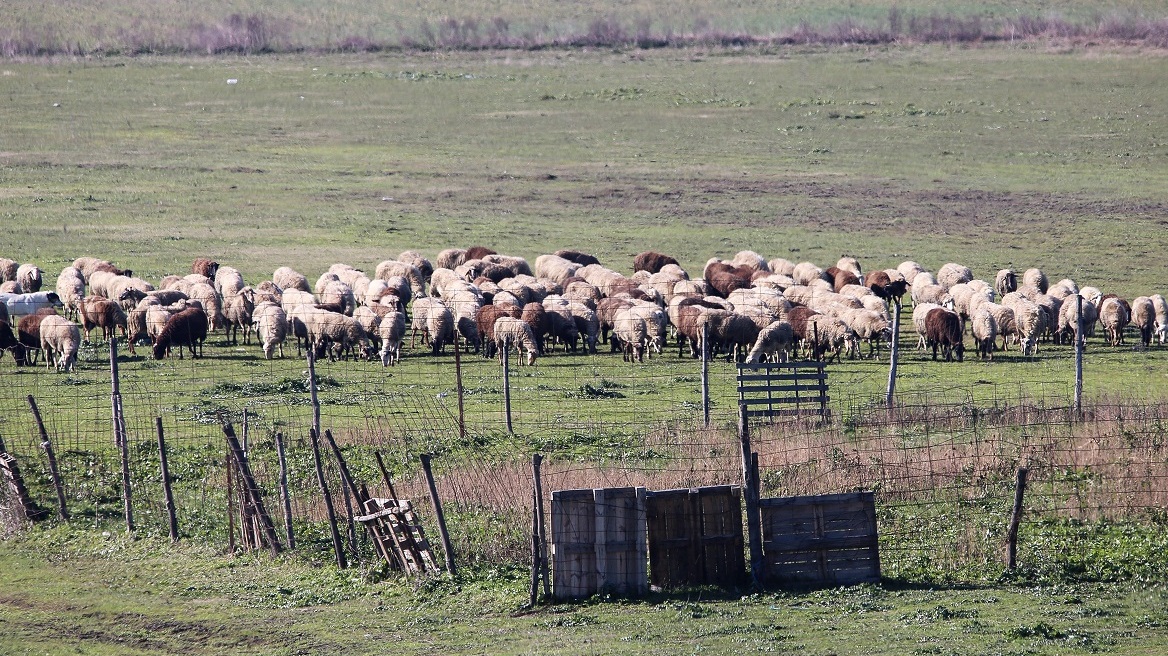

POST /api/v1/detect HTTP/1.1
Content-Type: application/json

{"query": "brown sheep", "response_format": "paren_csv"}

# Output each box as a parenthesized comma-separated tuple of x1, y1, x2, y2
(79, 296, 128, 342)
(554, 249, 601, 267)
(831, 269, 861, 293)
(520, 302, 550, 354)
(924, 308, 965, 362)
(17, 309, 58, 366)
(153, 307, 208, 360)
(633, 251, 680, 274)
(464, 246, 497, 261)
(475, 304, 520, 359)
(0, 319, 28, 366)
(192, 258, 220, 279)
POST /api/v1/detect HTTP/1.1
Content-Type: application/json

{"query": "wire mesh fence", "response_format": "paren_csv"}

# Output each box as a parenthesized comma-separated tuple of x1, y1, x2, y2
(2, 335, 1167, 587)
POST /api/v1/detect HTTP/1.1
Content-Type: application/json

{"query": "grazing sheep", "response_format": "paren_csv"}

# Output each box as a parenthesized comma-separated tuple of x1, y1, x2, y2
(731, 250, 769, 273)
(397, 251, 433, 281)
(969, 307, 998, 360)
(1099, 296, 1130, 346)
(912, 303, 944, 351)
(2, 291, 64, 320)
(994, 269, 1018, 298)
(16, 264, 43, 293)
(273, 266, 311, 293)
(1150, 294, 1168, 345)
(835, 256, 862, 278)
(71, 257, 130, 280)
(0, 281, 21, 294)
(766, 258, 795, 276)
(897, 261, 928, 286)
(378, 309, 407, 366)
(0, 319, 28, 366)
(542, 301, 581, 353)
(611, 308, 648, 362)
(1047, 279, 1078, 300)
(831, 269, 861, 292)
(464, 246, 497, 261)
(214, 266, 246, 298)
(436, 248, 468, 271)
(1129, 296, 1155, 347)
(252, 301, 287, 359)
(520, 302, 550, 354)
(708, 310, 762, 362)
(1001, 293, 1044, 356)
(937, 263, 973, 290)
(483, 254, 534, 279)
(146, 304, 183, 344)
(567, 301, 599, 355)
(17, 309, 59, 366)
(153, 307, 208, 360)
(863, 270, 894, 301)
(704, 261, 752, 298)
(494, 316, 539, 365)
(596, 297, 634, 345)
(223, 286, 257, 345)
(254, 280, 283, 305)
(187, 282, 223, 332)
(633, 251, 680, 275)
(1022, 268, 1049, 294)
(318, 279, 357, 316)
(192, 258, 220, 279)
(629, 302, 668, 356)
(0, 258, 18, 283)
(535, 254, 583, 286)
(1056, 294, 1096, 346)
(836, 307, 891, 358)
(910, 282, 953, 309)
(375, 260, 426, 297)
(924, 308, 965, 362)
(299, 307, 373, 361)
(791, 262, 826, 286)
(475, 304, 514, 359)
(55, 267, 86, 319)
(411, 297, 455, 355)
(553, 249, 601, 267)
(79, 296, 127, 342)
(39, 315, 81, 372)
(744, 320, 794, 363)
(124, 303, 149, 355)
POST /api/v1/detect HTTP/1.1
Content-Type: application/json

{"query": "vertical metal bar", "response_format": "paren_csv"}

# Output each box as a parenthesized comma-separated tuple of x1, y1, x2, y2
(886, 300, 901, 410)
(701, 321, 710, 427)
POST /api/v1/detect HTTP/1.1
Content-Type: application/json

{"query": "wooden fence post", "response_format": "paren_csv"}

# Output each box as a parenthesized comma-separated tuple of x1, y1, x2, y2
(310, 428, 347, 569)
(27, 396, 68, 521)
(323, 429, 362, 563)
(156, 417, 178, 541)
(275, 432, 295, 549)
(222, 423, 282, 556)
(374, 450, 400, 502)
(1074, 295, 1084, 418)
(701, 321, 711, 427)
(307, 349, 321, 441)
(1006, 467, 1029, 569)
(739, 403, 763, 588)
(110, 338, 134, 533)
(420, 453, 456, 575)
(454, 337, 466, 442)
(534, 453, 550, 597)
(885, 300, 901, 410)
(503, 343, 513, 435)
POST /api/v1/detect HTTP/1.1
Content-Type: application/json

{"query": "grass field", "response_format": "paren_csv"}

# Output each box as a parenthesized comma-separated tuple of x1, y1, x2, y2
(3, 40, 1168, 655)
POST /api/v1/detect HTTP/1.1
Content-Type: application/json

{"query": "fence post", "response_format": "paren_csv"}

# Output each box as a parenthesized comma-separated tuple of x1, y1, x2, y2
(322, 429, 361, 563)
(738, 403, 763, 589)
(310, 427, 347, 569)
(275, 432, 295, 549)
(885, 300, 901, 410)
(503, 342, 513, 435)
(1074, 295, 1084, 418)
(27, 396, 68, 521)
(1006, 467, 1029, 569)
(307, 349, 322, 441)
(420, 453, 456, 575)
(110, 338, 134, 533)
(701, 321, 710, 427)
(156, 417, 178, 541)
(454, 337, 466, 442)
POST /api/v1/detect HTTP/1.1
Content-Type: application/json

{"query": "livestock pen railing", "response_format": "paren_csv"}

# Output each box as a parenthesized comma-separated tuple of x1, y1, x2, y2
(2, 338, 1168, 587)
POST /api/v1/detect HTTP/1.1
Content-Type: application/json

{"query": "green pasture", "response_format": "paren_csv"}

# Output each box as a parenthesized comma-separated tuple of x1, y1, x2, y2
(4, 43, 1168, 655)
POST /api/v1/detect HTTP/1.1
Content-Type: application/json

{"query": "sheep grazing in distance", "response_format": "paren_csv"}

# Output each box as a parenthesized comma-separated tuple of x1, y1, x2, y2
(1023, 268, 1048, 294)
(830, 268, 861, 292)
(1150, 294, 1168, 345)
(55, 267, 86, 319)
(897, 261, 928, 287)
(475, 304, 516, 359)
(397, 250, 434, 282)
(192, 258, 220, 279)
(534, 254, 583, 286)
(995, 269, 1018, 298)
(924, 308, 965, 362)
(17, 309, 58, 366)
(863, 270, 894, 300)
(937, 263, 973, 290)
(835, 256, 862, 278)
(252, 302, 287, 359)
(567, 301, 599, 355)
(745, 320, 794, 363)
(494, 316, 539, 365)
(0, 258, 18, 283)
(791, 262, 825, 286)
(223, 286, 257, 345)
(704, 261, 752, 298)
(520, 302, 550, 354)
(611, 308, 647, 363)
(633, 251, 680, 275)
(79, 296, 127, 342)
(214, 266, 246, 299)
(153, 307, 208, 360)
(411, 297, 455, 355)
(547, 249, 596, 267)
(39, 315, 81, 372)
(378, 309, 407, 366)
(16, 264, 43, 293)
(273, 266, 311, 293)
(375, 260, 426, 298)
(0, 319, 28, 366)
(463, 246, 497, 262)
(1057, 294, 1097, 346)
(2, 291, 65, 320)
(71, 257, 131, 280)
(969, 307, 998, 360)
(730, 250, 769, 273)
(1001, 293, 1044, 356)
(1098, 296, 1130, 346)
(186, 282, 223, 332)
(0, 281, 21, 294)
(1129, 296, 1155, 347)
(436, 248, 468, 271)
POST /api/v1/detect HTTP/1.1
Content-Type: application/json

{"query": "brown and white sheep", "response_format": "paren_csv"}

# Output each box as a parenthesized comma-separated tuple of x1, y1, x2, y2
(39, 315, 80, 372)
(493, 316, 539, 365)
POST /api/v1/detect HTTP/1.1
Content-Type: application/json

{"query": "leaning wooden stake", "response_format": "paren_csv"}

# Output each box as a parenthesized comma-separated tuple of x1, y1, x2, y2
(222, 423, 282, 556)
(374, 450, 400, 503)
(28, 396, 68, 521)
(323, 429, 363, 563)
(275, 432, 295, 549)
(529, 481, 541, 607)
(503, 344, 513, 435)
(310, 428, 347, 569)
(1006, 466, 1029, 569)
(885, 300, 902, 410)
(110, 339, 134, 533)
(739, 403, 763, 589)
(1074, 295, 1084, 418)
(156, 418, 178, 541)
(533, 453, 549, 597)
(420, 453, 456, 575)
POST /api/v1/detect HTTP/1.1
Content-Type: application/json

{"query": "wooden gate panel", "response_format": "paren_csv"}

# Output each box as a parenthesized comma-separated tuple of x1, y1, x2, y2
(760, 492, 879, 586)
(646, 489, 699, 589)
(551, 489, 599, 599)
(594, 487, 647, 596)
(697, 485, 746, 586)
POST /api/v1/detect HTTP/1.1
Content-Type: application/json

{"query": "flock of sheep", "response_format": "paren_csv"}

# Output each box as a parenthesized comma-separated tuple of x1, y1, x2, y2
(1, 248, 1166, 375)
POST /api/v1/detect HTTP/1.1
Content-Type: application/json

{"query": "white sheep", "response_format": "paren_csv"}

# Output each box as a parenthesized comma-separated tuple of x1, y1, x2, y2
(1022, 268, 1048, 294)
(1001, 293, 1044, 356)
(937, 263, 973, 290)
(16, 263, 43, 293)
(222, 286, 257, 345)
(493, 316, 539, 365)
(1151, 294, 1168, 345)
(1098, 297, 1129, 346)
(252, 301, 287, 359)
(411, 297, 455, 354)
(273, 266, 311, 293)
(38, 315, 81, 373)
(1129, 296, 1156, 347)
(214, 266, 246, 298)
(534, 254, 582, 286)
(791, 261, 825, 286)
(744, 320, 794, 363)
(375, 260, 426, 297)
(0, 258, 18, 282)
(55, 267, 86, 320)
(436, 248, 468, 271)
(378, 309, 407, 366)
(969, 307, 998, 360)
(187, 282, 223, 332)
(897, 261, 928, 286)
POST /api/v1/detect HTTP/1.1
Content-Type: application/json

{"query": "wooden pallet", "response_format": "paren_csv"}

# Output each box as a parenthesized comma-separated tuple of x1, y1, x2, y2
(356, 498, 440, 576)
(737, 360, 830, 420)
(759, 491, 880, 586)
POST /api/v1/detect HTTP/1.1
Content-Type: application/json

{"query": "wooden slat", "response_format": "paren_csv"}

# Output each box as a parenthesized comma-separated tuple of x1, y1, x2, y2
(552, 489, 598, 599)
(738, 395, 830, 406)
(745, 408, 827, 418)
(736, 372, 826, 383)
(646, 488, 700, 589)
